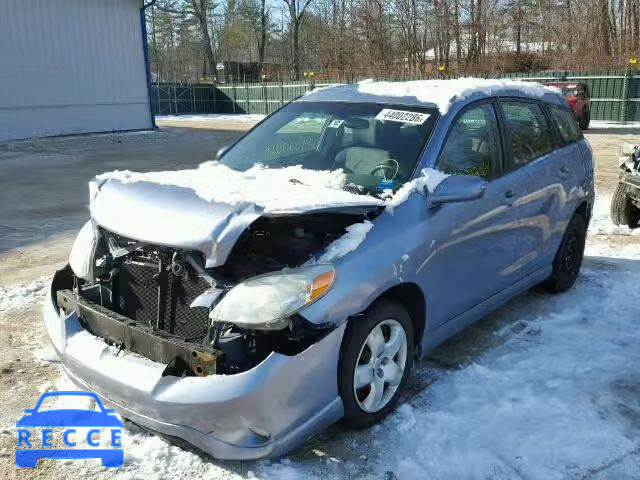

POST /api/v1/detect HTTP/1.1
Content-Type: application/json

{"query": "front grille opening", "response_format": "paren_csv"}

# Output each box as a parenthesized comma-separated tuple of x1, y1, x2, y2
(116, 258, 211, 341)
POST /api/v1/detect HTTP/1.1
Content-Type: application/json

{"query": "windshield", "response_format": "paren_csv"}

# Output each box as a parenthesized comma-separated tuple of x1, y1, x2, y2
(220, 101, 438, 195)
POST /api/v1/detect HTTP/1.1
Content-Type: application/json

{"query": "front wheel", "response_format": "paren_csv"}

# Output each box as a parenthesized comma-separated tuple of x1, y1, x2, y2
(543, 213, 586, 293)
(339, 300, 414, 428)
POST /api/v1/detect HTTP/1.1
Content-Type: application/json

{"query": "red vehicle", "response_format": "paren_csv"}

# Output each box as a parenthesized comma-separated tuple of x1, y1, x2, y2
(544, 82, 591, 130)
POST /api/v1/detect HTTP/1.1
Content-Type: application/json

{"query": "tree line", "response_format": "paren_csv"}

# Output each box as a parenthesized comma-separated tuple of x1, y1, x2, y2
(147, 0, 640, 83)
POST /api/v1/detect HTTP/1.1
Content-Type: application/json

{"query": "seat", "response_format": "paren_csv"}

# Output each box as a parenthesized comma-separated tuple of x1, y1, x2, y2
(334, 120, 392, 177)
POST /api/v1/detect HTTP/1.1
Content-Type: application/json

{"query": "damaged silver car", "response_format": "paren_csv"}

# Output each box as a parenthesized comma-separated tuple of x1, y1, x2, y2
(44, 79, 594, 459)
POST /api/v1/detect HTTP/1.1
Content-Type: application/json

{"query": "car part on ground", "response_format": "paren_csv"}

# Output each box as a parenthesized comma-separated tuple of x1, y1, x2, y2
(611, 143, 640, 229)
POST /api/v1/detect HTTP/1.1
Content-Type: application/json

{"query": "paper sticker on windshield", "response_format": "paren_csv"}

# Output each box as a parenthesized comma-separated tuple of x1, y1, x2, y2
(375, 109, 430, 125)
(328, 119, 344, 128)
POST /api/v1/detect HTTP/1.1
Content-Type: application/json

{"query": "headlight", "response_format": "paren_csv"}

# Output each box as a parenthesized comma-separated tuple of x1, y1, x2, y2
(209, 265, 335, 330)
(69, 221, 98, 281)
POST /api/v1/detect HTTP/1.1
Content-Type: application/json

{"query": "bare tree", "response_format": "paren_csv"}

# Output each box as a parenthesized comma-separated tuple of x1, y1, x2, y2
(282, 0, 315, 79)
(239, 0, 271, 74)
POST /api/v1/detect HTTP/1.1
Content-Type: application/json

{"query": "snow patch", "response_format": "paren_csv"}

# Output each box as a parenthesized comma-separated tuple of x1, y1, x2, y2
(0, 277, 48, 313)
(317, 221, 374, 263)
(32, 346, 60, 364)
(357, 78, 559, 114)
(589, 120, 640, 129)
(386, 167, 449, 212)
(96, 163, 383, 213)
(589, 194, 640, 236)
(156, 113, 265, 124)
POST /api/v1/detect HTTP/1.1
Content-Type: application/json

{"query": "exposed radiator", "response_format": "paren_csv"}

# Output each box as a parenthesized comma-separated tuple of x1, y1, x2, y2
(116, 258, 211, 341)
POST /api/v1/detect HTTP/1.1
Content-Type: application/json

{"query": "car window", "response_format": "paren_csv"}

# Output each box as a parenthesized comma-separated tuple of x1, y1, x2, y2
(436, 103, 501, 179)
(548, 105, 582, 145)
(501, 101, 554, 166)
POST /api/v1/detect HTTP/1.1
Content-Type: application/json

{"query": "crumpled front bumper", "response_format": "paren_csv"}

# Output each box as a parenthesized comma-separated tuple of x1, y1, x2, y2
(42, 273, 346, 460)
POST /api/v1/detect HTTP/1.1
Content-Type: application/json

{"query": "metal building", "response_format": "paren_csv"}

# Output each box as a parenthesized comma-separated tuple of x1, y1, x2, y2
(0, 0, 154, 142)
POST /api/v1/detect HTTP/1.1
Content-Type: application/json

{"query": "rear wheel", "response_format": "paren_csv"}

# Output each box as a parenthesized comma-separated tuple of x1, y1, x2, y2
(543, 213, 586, 293)
(579, 110, 590, 130)
(611, 182, 640, 228)
(339, 300, 414, 428)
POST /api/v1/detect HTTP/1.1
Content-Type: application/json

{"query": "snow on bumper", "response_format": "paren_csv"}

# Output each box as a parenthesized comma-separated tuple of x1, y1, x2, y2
(42, 279, 345, 460)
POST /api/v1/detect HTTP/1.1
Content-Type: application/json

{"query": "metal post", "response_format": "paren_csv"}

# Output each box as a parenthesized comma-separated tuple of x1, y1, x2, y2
(232, 84, 237, 113)
(192, 84, 197, 114)
(263, 81, 267, 115)
(245, 82, 249, 113)
(280, 81, 284, 108)
(212, 83, 216, 113)
(173, 84, 178, 114)
(621, 67, 631, 124)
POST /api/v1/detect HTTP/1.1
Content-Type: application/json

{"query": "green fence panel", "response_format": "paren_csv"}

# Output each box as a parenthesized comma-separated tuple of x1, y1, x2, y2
(151, 71, 640, 122)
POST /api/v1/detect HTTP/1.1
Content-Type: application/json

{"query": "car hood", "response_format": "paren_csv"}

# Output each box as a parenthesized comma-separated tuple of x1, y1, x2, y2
(89, 172, 382, 268)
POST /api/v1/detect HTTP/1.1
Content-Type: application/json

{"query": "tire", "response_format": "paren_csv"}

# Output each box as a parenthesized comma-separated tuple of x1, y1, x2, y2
(611, 182, 640, 228)
(579, 110, 590, 130)
(339, 300, 414, 428)
(543, 213, 586, 293)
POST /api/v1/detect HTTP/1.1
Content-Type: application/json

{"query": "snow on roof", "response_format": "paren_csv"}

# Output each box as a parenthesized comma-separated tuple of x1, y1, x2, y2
(356, 78, 561, 114)
(96, 162, 383, 213)
(303, 78, 562, 114)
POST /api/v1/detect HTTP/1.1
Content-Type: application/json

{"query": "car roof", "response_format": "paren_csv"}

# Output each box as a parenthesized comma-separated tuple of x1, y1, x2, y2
(298, 78, 566, 114)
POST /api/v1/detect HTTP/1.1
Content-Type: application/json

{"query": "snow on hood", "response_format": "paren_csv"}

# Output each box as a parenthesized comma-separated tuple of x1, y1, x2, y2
(90, 162, 384, 267)
(95, 162, 382, 213)
(357, 78, 561, 114)
(90, 163, 449, 267)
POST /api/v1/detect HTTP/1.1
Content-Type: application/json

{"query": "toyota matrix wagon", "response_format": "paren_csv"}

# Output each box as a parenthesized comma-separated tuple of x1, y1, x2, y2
(43, 78, 594, 459)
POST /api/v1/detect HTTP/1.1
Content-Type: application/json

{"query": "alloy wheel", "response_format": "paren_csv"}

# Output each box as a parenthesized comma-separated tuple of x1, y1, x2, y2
(353, 319, 408, 413)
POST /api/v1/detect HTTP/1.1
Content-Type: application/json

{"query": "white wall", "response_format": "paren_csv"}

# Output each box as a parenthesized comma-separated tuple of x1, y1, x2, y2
(0, 0, 152, 142)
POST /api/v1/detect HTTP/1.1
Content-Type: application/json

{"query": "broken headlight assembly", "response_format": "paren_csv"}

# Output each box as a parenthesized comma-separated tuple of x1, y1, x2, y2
(69, 220, 99, 281)
(209, 265, 335, 331)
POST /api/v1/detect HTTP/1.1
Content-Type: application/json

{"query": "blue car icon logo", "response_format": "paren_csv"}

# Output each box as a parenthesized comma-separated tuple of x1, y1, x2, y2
(15, 391, 123, 468)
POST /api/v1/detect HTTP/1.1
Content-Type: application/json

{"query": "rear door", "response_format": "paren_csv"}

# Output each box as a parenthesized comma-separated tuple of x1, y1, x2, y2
(496, 99, 572, 278)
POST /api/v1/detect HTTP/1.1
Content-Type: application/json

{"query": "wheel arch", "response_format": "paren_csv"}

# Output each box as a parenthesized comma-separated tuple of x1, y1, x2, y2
(360, 282, 427, 350)
(575, 200, 591, 222)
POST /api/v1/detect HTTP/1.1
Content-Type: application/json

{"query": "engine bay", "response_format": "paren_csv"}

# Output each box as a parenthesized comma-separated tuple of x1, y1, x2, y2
(57, 209, 377, 377)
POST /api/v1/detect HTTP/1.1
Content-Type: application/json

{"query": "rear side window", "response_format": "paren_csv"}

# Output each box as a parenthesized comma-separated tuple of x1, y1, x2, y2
(500, 101, 554, 166)
(548, 106, 582, 145)
(437, 103, 501, 179)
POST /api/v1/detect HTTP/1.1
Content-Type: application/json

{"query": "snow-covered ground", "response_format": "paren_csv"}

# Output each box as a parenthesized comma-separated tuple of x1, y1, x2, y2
(0, 277, 48, 313)
(2, 194, 639, 479)
(156, 114, 266, 124)
(589, 120, 640, 130)
(589, 194, 640, 236)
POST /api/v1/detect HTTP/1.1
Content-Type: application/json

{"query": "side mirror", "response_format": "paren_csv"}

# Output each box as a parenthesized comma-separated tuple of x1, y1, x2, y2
(216, 145, 230, 159)
(426, 175, 486, 208)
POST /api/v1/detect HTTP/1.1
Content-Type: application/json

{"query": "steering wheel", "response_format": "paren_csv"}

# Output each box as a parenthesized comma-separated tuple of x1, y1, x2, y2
(369, 159, 400, 180)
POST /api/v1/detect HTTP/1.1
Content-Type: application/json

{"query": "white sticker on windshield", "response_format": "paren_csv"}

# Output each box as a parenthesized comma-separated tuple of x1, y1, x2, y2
(375, 109, 430, 125)
(328, 119, 344, 128)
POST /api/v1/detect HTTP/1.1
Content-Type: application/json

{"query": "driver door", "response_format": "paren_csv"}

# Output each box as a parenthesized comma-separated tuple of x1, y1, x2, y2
(419, 101, 521, 327)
